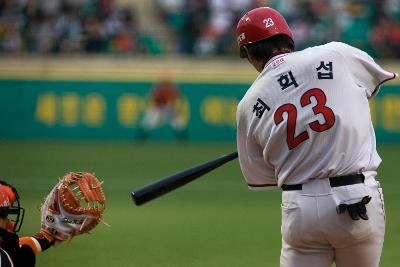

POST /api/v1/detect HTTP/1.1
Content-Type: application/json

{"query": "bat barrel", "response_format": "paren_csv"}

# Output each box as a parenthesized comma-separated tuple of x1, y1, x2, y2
(132, 151, 238, 206)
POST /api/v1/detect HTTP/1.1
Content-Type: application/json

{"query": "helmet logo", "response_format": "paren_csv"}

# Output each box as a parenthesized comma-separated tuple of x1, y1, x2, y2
(0, 199, 10, 207)
(237, 33, 246, 43)
(263, 18, 274, 28)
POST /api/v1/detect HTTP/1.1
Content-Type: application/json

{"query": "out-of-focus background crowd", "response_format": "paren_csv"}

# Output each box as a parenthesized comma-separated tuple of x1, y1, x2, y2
(0, 0, 399, 57)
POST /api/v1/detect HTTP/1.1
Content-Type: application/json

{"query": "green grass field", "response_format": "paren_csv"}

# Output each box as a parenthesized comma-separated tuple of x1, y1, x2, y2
(0, 141, 398, 267)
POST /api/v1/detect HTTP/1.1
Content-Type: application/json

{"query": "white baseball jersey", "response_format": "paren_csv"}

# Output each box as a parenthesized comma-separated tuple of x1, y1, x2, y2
(237, 42, 397, 190)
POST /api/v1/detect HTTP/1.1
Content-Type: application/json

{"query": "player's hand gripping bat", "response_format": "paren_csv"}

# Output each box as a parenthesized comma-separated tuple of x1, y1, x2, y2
(132, 151, 238, 206)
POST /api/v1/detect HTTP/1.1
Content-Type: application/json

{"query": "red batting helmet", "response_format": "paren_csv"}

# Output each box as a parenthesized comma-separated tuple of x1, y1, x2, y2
(0, 181, 24, 232)
(236, 7, 293, 47)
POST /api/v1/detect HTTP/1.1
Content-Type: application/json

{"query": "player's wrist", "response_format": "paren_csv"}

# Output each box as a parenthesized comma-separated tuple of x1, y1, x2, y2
(32, 231, 56, 251)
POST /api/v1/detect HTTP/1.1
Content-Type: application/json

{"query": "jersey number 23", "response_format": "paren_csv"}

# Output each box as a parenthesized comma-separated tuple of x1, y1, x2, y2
(274, 88, 336, 150)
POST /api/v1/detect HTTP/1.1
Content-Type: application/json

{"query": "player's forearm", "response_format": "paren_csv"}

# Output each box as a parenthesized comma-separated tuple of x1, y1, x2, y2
(14, 232, 54, 267)
(19, 232, 55, 255)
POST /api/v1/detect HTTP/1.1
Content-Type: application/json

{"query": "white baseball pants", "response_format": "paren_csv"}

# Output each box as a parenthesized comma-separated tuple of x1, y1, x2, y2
(280, 172, 385, 267)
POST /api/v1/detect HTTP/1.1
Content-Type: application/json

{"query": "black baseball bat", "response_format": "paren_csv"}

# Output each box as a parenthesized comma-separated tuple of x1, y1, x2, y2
(132, 151, 238, 206)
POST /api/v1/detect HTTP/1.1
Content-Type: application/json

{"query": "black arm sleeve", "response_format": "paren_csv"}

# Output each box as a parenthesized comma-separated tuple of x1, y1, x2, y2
(0, 248, 14, 267)
(0, 228, 36, 267)
(15, 245, 36, 267)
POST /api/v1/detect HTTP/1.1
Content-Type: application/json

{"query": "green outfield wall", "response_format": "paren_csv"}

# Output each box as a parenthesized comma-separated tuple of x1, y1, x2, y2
(0, 79, 399, 142)
(0, 80, 243, 140)
(0, 56, 399, 142)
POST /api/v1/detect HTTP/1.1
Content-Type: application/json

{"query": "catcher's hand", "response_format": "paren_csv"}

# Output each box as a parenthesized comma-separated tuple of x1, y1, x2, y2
(40, 172, 106, 242)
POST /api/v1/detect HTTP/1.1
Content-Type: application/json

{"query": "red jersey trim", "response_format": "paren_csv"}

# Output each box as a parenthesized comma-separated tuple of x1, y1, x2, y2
(371, 72, 397, 97)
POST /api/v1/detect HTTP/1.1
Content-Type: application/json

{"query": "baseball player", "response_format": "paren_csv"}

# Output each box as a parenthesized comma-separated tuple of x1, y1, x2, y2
(235, 7, 397, 267)
(0, 180, 54, 266)
(136, 76, 188, 140)
(0, 173, 106, 267)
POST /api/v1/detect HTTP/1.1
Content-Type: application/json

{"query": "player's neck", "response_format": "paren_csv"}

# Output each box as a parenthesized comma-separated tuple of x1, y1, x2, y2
(248, 48, 293, 73)
(261, 48, 293, 71)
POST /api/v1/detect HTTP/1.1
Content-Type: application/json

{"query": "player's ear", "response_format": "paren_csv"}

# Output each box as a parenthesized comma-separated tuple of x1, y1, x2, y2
(239, 46, 248, 58)
(243, 46, 253, 63)
(244, 46, 257, 63)
(243, 47, 264, 73)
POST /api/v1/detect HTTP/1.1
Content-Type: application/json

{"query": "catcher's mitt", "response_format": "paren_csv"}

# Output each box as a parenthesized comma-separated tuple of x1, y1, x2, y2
(40, 172, 106, 241)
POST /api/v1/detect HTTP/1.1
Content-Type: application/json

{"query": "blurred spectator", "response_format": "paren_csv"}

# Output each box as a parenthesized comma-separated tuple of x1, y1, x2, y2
(268, 0, 400, 58)
(1, 0, 400, 58)
(156, 0, 255, 55)
(0, 0, 141, 54)
(156, 0, 400, 58)
(371, 0, 400, 58)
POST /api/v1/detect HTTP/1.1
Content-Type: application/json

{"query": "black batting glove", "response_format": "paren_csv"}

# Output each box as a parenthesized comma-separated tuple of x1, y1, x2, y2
(336, 195, 371, 220)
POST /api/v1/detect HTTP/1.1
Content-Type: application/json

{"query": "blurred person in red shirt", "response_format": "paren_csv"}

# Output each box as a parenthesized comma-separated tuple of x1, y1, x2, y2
(136, 76, 188, 140)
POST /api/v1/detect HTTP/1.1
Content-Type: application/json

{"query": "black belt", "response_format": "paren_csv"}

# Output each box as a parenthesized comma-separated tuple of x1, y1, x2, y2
(281, 173, 365, 191)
